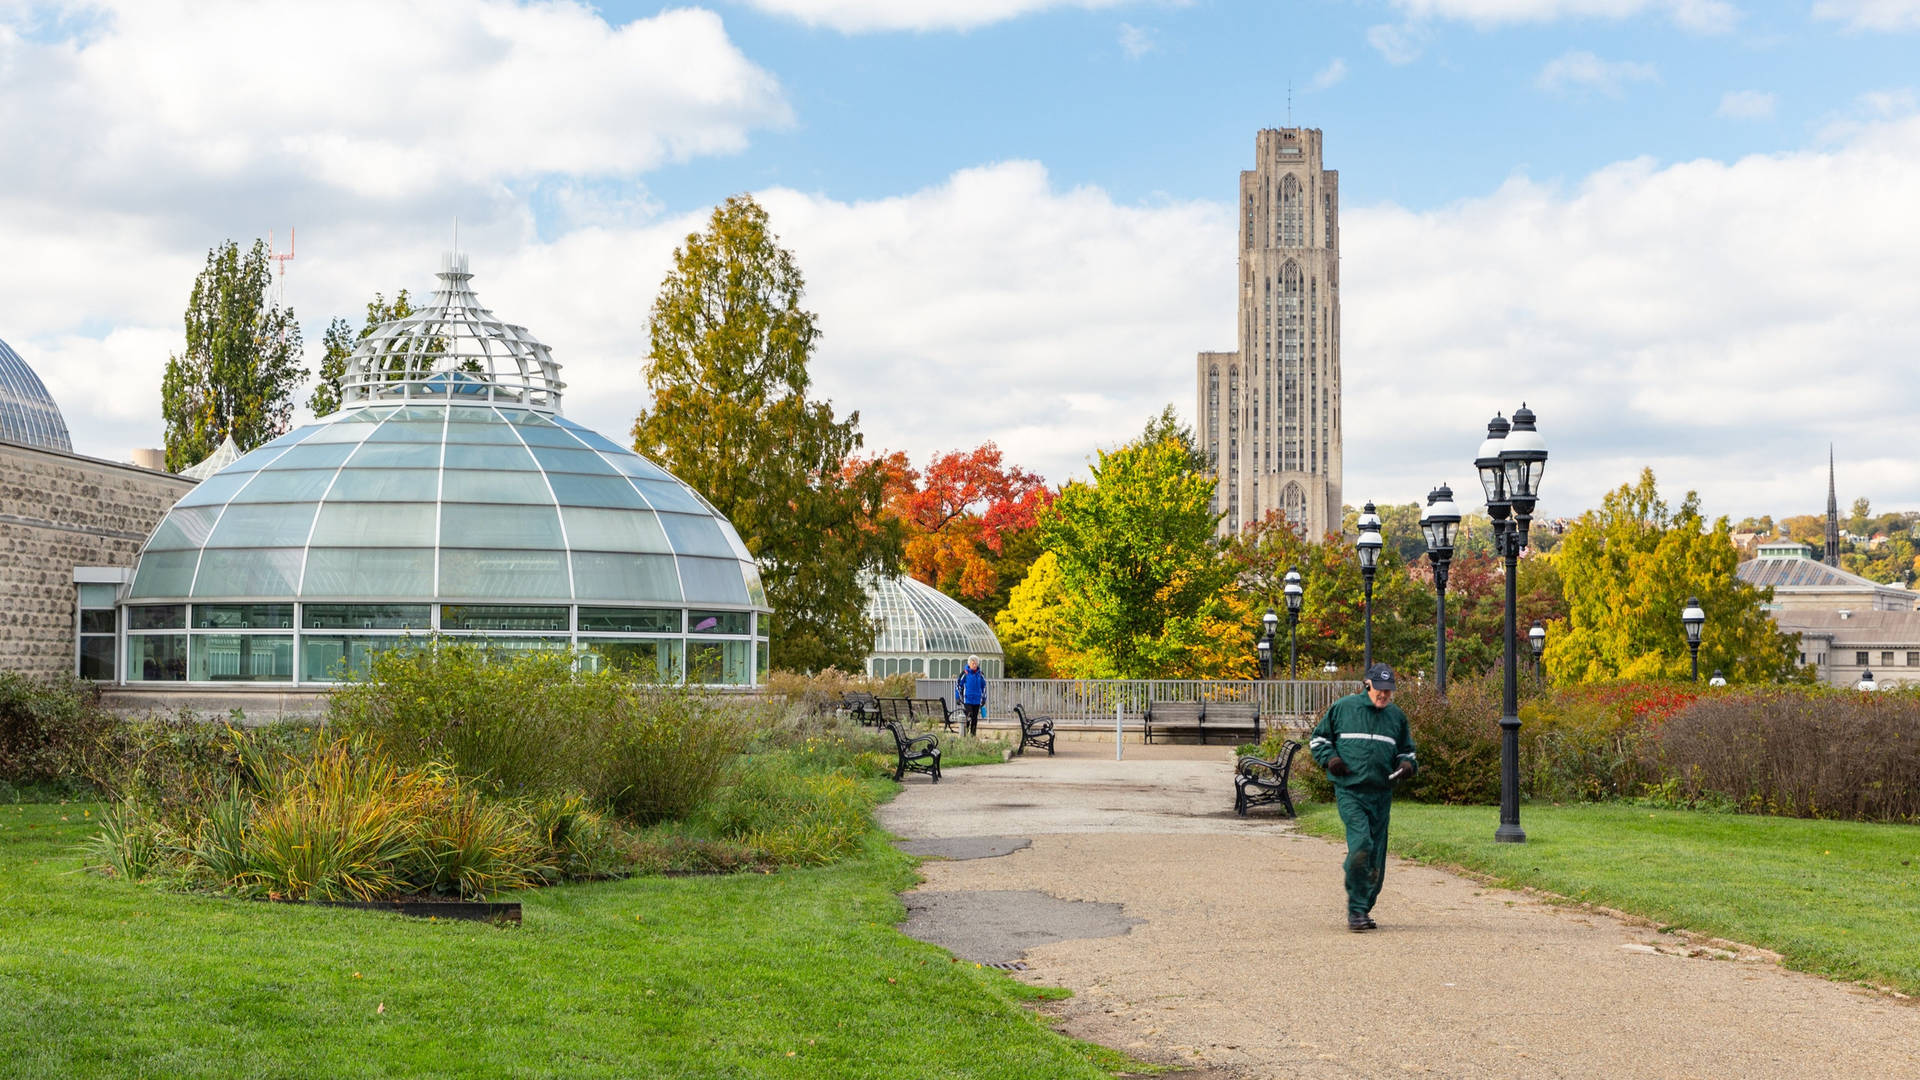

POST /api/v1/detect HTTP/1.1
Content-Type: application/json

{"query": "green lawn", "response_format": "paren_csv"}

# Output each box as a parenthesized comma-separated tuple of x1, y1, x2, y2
(1294, 800, 1920, 995)
(0, 800, 1133, 1079)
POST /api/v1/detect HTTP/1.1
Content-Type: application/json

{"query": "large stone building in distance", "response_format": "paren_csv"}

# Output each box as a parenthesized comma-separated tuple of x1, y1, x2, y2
(1196, 127, 1343, 538)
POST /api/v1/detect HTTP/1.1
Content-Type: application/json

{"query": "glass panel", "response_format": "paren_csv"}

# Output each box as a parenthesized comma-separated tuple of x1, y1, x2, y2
(79, 635, 116, 680)
(343, 442, 442, 468)
(604, 454, 672, 482)
(657, 513, 732, 557)
(558, 424, 633, 455)
(144, 507, 221, 551)
(688, 638, 752, 686)
(442, 636, 570, 658)
(302, 603, 432, 630)
(569, 552, 682, 603)
(227, 469, 337, 504)
(741, 560, 767, 608)
(308, 502, 437, 547)
(439, 443, 538, 470)
(191, 548, 304, 597)
(688, 610, 750, 635)
(577, 607, 681, 633)
(756, 641, 769, 684)
(192, 604, 294, 629)
(444, 420, 526, 445)
(127, 633, 187, 681)
(547, 474, 644, 509)
(441, 469, 551, 505)
(716, 519, 754, 562)
(446, 406, 505, 426)
(438, 549, 571, 599)
(676, 556, 750, 605)
(267, 442, 359, 470)
(189, 633, 294, 682)
(579, 638, 682, 680)
(78, 583, 119, 607)
(560, 507, 671, 553)
(301, 548, 436, 597)
(129, 551, 199, 598)
(440, 504, 562, 548)
(324, 468, 440, 501)
(203, 502, 320, 548)
(913, 659, 925, 674)
(364, 420, 445, 443)
(754, 611, 768, 638)
(173, 471, 252, 508)
(127, 604, 186, 630)
(439, 604, 569, 632)
(528, 446, 616, 475)
(300, 635, 412, 682)
(631, 478, 705, 514)
(299, 421, 379, 444)
(512, 424, 587, 448)
(224, 443, 296, 473)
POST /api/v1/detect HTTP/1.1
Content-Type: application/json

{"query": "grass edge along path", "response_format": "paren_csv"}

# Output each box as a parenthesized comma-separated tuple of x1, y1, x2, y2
(1293, 800, 1920, 998)
(0, 798, 1153, 1079)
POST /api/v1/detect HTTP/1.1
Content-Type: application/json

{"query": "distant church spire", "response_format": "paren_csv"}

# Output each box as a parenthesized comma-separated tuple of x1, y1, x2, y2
(1824, 445, 1840, 567)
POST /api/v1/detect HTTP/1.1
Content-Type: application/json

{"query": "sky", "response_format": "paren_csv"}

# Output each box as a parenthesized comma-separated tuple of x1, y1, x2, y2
(2, 0, 1917, 525)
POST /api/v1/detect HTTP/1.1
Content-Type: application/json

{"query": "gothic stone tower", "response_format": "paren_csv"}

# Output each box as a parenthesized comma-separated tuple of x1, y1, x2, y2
(1195, 127, 1342, 538)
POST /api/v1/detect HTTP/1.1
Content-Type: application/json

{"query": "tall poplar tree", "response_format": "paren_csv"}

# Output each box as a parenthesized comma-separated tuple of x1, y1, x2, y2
(633, 195, 901, 672)
(308, 290, 416, 417)
(1548, 469, 1799, 684)
(160, 239, 306, 470)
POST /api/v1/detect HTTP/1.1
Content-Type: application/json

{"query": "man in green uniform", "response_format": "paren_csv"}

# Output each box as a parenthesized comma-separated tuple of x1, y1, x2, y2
(1309, 662, 1417, 932)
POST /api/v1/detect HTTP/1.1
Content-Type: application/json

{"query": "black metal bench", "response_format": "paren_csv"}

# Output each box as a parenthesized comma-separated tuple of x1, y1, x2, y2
(842, 691, 880, 726)
(1011, 704, 1055, 756)
(1203, 701, 1262, 745)
(1233, 740, 1300, 817)
(882, 720, 941, 782)
(1144, 700, 1203, 744)
(911, 697, 960, 733)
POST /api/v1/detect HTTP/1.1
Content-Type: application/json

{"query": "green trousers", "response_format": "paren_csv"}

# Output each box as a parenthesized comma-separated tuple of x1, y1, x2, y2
(1335, 786, 1393, 916)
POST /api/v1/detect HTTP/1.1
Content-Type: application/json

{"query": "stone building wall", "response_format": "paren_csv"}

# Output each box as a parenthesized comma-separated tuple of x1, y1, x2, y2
(0, 440, 193, 679)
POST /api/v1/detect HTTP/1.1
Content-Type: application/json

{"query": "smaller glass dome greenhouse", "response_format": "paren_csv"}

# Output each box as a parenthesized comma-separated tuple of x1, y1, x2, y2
(0, 336, 73, 453)
(117, 253, 769, 687)
(863, 574, 1003, 680)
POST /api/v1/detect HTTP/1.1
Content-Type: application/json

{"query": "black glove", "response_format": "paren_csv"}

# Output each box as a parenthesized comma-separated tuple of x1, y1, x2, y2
(1387, 764, 1414, 783)
(1326, 756, 1349, 776)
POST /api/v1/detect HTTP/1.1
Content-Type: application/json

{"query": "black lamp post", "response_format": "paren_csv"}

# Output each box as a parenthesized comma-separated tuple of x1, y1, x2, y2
(1528, 620, 1546, 687)
(1257, 635, 1272, 680)
(1477, 404, 1548, 844)
(1356, 501, 1383, 671)
(1283, 568, 1303, 680)
(1682, 596, 1705, 682)
(1708, 669, 1727, 687)
(1420, 484, 1461, 697)
(1858, 669, 1878, 691)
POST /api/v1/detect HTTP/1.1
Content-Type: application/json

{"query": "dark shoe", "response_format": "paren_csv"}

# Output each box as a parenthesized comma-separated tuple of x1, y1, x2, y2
(1348, 914, 1374, 932)
(1361, 915, 1378, 930)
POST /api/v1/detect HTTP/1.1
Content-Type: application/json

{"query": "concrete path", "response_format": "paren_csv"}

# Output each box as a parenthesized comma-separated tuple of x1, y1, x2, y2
(877, 742, 1920, 1079)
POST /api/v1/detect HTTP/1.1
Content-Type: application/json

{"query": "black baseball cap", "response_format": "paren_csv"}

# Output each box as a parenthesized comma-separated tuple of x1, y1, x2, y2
(1365, 663, 1397, 690)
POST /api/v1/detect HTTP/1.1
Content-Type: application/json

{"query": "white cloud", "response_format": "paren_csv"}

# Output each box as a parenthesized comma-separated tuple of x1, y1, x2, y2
(1117, 21, 1154, 58)
(1390, 0, 1737, 32)
(1340, 111, 1920, 519)
(0, 1, 789, 209)
(1717, 90, 1776, 118)
(1312, 58, 1349, 90)
(734, 0, 1134, 33)
(1536, 50, 1659, 96)
(1367, 23, 1428, 64)
(1812, 0, 1920, 31)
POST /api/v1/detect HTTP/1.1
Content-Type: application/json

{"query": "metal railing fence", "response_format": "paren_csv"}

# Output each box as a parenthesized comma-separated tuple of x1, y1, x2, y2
(916, 677, 1359, 729)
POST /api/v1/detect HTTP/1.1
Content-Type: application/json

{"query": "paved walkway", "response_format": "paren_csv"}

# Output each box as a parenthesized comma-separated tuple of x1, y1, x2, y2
(877, 742, 1920, 1079)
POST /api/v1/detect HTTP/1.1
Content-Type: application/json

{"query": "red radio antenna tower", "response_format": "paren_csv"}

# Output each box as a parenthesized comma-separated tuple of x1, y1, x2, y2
(268, 228, 295, 307)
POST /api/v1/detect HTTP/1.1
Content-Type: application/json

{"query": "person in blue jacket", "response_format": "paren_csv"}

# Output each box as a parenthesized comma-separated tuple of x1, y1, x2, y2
(1309, 662, 1418, 932)
(954, 656, 987, 737)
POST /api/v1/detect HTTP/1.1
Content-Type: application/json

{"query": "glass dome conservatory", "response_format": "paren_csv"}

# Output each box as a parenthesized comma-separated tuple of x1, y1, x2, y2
(863, 574, 1003, 680)
(120, 254, 769, 686)
(0, 335, 74, 452)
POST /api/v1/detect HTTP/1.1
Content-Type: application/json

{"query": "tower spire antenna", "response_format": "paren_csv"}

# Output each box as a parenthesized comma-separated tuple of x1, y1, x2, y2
(1287, 79, 1293, 126)
(1825, 443, 1840, 567)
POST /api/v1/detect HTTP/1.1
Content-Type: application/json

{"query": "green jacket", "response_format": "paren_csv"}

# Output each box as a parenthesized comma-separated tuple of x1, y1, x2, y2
(1309, 692, 1417, 792)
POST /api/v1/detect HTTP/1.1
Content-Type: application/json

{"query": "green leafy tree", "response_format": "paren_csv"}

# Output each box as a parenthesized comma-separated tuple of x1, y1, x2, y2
(1548, 469, 1799, 684)
(1036, 423, 1250, 678)
(1230, 511, 1435, 678)
(161, 239, 306, 470)
(632, 194, 901, 673)
(308, 290, 416, 417)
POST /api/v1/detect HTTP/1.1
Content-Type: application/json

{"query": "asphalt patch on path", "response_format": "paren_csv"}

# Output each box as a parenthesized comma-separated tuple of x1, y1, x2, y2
(895, 836, 1032, 860)
(899, 889, 1142, 965)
